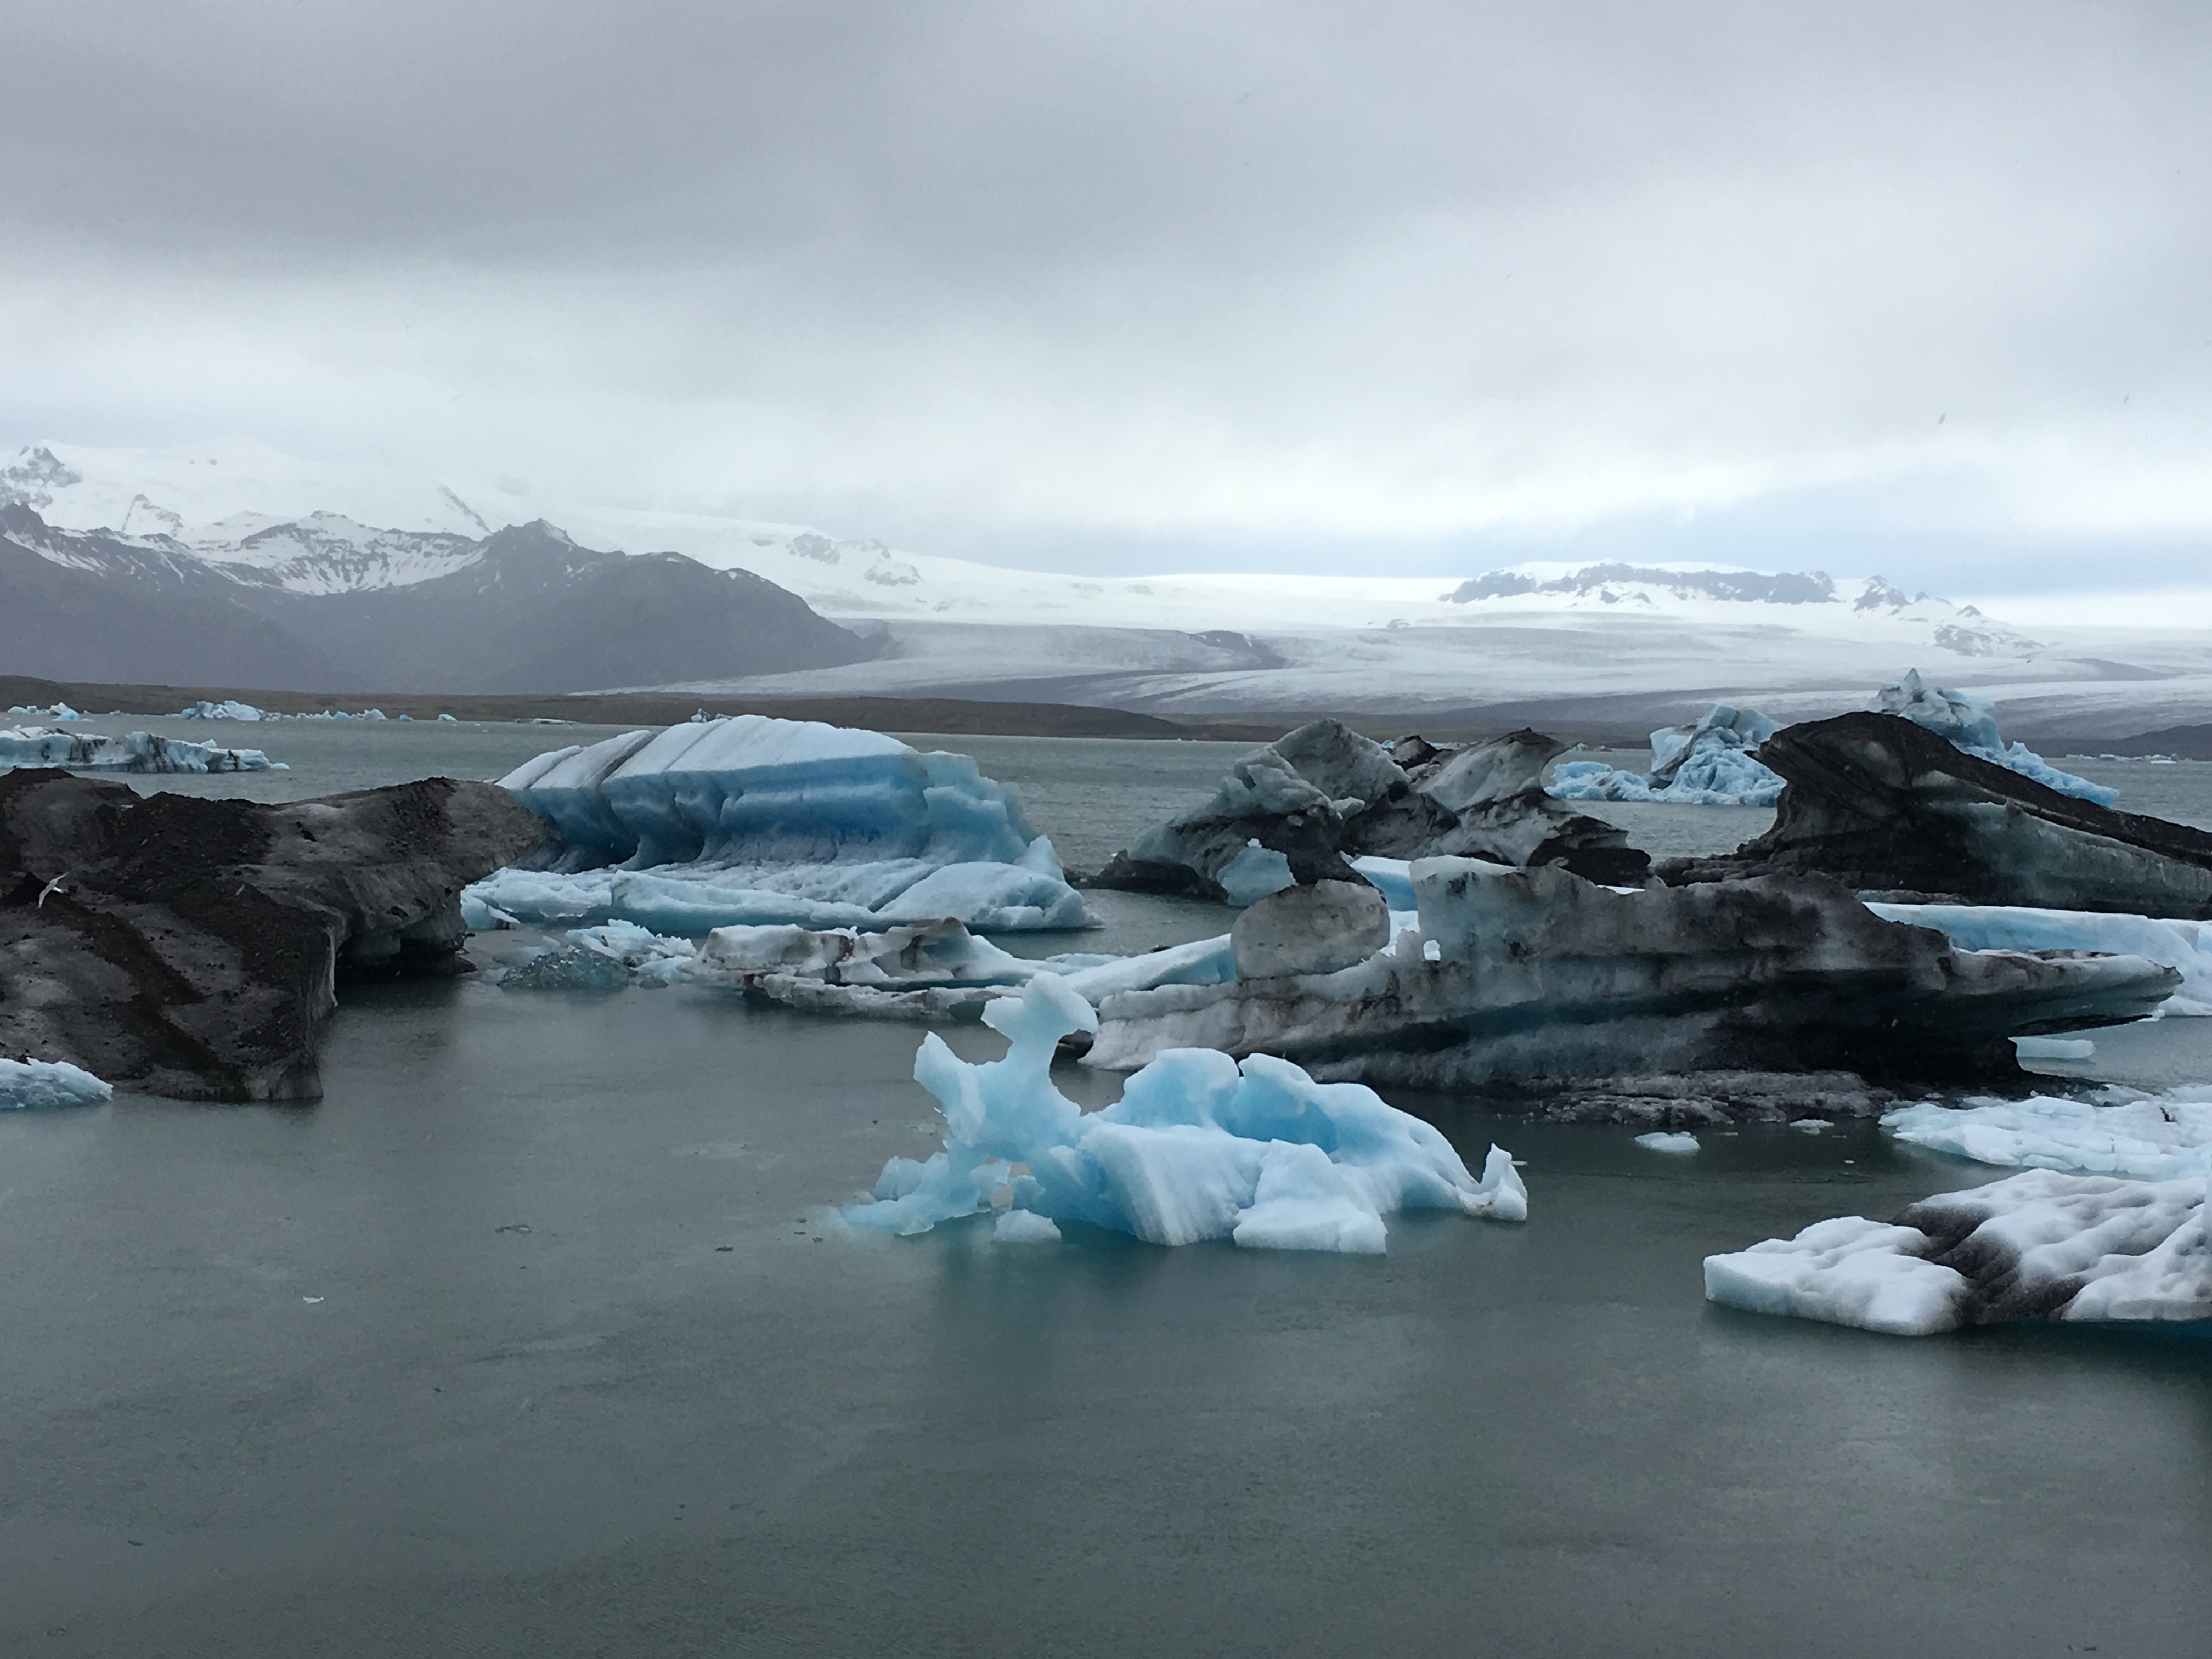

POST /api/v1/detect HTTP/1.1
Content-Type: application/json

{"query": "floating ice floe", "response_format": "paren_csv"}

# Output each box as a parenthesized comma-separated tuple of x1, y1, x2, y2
(1874, 669, 2114, 805)
(464, 715, 1089, 934)
(0, 1057, 114, 1110)
(1881, 1090, 2212, 1181)
(1865, 901, 2212, 1015)
(177, 699, 274, 720)
(1634, 1131, 1700, 1154)
(1705, 1167, 2209, 1333)
(486, 912, 1239, 1018)
(844, 975, 1526, 1252)
(0, 726, 279, 772)
(1550, 704, 1786, 806)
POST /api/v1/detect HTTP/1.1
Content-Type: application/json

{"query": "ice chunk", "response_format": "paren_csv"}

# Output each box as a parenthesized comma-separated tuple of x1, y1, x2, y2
(177, 699, 273, 720)
(475, 716, 1087, 933)
(1634, 1131, 1700, 1154)
(843, 976, 1525, 1251)
(1707, 1168, 2210, 1331)
(994, 1209, 1062, 1244)
(0, 1057, 115, 1110)
(1866, 900, 2212, 1015)
(1873, 670, 2115, 805)
(1704, 1216, 1971, 1335)
(1, 726, 276, 773)
(2013, 1035, 2095, 1060)
(1217, 842, 1296, 907)
(1881, 1090, 2212, 1180)
(1550, 704, 1785, 806)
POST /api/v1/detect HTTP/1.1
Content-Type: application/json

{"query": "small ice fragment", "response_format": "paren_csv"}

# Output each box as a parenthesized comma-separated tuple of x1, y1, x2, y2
(994, 1209, 1062, 1244)
(0, 1057, 113, 1110)
(302, 1296, 324, 1304)
(1790, 1118, 1833, 1133)
(1634, 1131, 1700, 1154)
(2012, 1035, 2096, 1060)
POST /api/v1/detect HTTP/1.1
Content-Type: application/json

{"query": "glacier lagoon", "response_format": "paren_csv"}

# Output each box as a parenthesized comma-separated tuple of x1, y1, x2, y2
(3, 723, 2210, 1655)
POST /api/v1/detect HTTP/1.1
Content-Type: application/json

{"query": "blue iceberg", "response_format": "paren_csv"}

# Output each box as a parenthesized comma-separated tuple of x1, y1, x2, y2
(845, 975, 1526, 1252)
(465, 715, 1088, 934)
(0, 1057, 114, 1110)
(1550, 704, 1785, 806)
(1874, 670, 2114, 805)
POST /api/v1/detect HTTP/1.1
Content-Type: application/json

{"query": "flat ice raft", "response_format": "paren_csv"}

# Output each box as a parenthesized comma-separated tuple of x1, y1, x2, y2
(845, 975, 1526, 1252)
(1705, 1169, 2209, 1333)
(0, 726, 277, 773)
(465, 715, 1087, 933)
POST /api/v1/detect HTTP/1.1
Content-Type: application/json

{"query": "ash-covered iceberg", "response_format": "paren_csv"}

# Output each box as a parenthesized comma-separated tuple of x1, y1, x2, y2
(1875, 670, 2113, 805)
(1866, 902, 2212, 1014)
(844, 974, 1526, 1252)
(1550, 704, 1786, 806)
(465, 715, 1088, 934)
(1704, 1167, 2209, 1333)
(0, 726, 278, 773)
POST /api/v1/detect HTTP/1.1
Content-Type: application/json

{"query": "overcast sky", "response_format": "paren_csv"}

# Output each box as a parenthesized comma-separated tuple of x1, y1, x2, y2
(3, 1, 2207, 603)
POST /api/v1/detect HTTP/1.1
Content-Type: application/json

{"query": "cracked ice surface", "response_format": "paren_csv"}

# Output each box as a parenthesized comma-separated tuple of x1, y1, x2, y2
(844, 975, 1526, 1253)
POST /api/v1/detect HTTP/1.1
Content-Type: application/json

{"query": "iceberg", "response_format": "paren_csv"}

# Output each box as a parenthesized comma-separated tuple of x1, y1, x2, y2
(1086, 857, 2180, 1110)
(468, 715, 1088, 934)
(1705, 1167, 2209, 1333)
(1634, 1131, 1701, 1154)
(0, 1057, 114, 1110)
(1093, 718, 1649, 902)
(1881, 1090, 2212, 1181)
(1, 726, 278, 772)
(1875, 669, 2114, 805)
(177, 699, 274, 720)
(1865, 901, 2212, 1014)
(844, 975, 1527, 1251)
(1550, 704, 1786, 806)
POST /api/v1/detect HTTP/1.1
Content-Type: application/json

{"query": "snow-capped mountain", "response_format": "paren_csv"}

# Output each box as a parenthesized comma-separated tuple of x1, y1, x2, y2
(10, 436, 2210, 731)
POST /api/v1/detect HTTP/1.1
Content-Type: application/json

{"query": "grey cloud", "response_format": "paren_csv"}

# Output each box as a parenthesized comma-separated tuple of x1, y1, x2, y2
(2, 2, 2209, 590)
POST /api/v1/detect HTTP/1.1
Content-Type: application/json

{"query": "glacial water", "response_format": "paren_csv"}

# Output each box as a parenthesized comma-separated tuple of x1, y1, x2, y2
(4, 725, 2208, 1656)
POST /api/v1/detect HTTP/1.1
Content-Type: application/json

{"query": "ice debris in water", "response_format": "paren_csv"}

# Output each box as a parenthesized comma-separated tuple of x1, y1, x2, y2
(1881, 1089, 2212, 1181)
(1550, 704, 1785, 806)
(1874, 670, 2115, 805)
(844, 975, 1526, 1253)
(2013, 1035, 2095, 1060)
(466, 715, 1088, 934)
(1, 727, 278, 773)
(0, 1057, 114, 1110)
(1865, 901, 2212, 1016)
(1634, 1131, 1700, 1154)
(490, 921, 697, 990)
(1705, 1167, 2210, 1334)
(177, 699, 273, 720)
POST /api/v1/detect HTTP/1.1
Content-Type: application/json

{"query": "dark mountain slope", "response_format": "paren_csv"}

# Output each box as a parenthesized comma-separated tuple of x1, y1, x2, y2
(0, 506, 338, 686)
(0, 510, 872, 693)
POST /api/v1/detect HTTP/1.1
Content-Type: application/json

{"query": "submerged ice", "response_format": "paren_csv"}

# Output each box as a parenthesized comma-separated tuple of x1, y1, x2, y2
(844, 975, 1526, 1252)
(465, 715, 1088, 934)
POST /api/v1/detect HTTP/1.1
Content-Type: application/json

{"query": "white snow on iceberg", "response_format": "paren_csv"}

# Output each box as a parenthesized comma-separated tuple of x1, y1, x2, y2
(0, 1057, 114, 1110)
(1865, 900, 2212, 1015)
(466, 715, 1088, 934)
(1705, 1167, 2209, 1333)
(1881, 1090, 2212, 1181)
(844, 974, 1526, 1252)
(1874, 670, 2114, 805)
(1550, 704, 1785, 806)
(0, 726, 278, 773)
